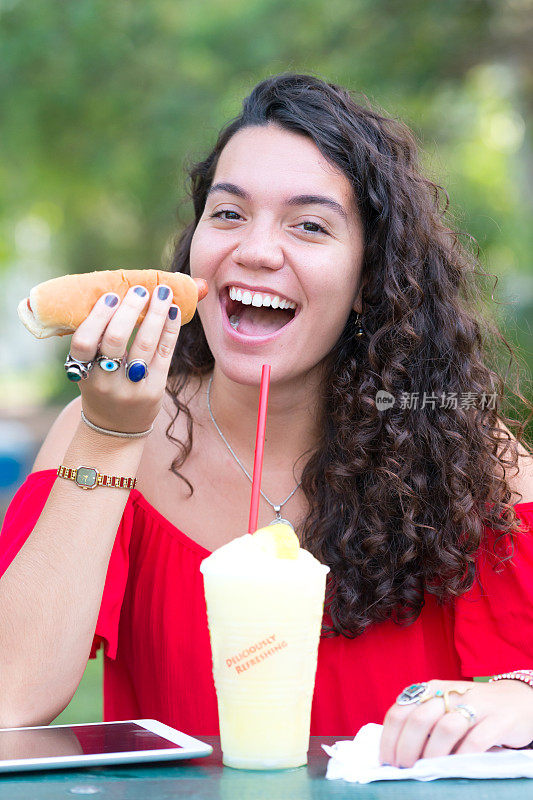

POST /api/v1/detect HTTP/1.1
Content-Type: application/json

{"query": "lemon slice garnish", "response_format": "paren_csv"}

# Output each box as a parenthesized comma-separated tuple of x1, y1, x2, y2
(253, 522, 300, 559)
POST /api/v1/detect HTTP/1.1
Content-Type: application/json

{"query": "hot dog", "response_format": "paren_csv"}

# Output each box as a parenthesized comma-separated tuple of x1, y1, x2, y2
(17, 269, 208, 339)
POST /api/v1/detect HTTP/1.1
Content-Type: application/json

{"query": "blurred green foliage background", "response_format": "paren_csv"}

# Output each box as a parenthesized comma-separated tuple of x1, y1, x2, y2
(1, 0, 531, 723)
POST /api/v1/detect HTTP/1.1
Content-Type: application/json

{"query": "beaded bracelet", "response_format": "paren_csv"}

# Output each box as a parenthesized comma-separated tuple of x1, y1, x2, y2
(489, 670, 533, 689)
(490, 671, 533, 749)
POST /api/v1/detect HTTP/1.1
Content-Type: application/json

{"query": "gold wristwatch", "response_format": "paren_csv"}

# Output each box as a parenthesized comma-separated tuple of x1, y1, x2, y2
(57, 465, 136, 490)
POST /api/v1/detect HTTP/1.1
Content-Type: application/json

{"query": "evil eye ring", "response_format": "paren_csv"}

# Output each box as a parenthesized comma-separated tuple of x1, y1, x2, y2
(96, 354, 125, 373)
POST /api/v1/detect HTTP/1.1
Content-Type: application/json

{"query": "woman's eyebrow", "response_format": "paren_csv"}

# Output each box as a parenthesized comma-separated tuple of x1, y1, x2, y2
(286, 194, 348, 222)
(207, 182, 348, 222)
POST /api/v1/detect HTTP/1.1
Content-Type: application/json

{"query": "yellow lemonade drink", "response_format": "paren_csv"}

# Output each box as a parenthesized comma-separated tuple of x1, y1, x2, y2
(200, 523, 329, 770)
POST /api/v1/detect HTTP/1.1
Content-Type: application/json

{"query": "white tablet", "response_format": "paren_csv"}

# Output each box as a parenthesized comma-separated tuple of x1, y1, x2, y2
(0, 719, 213, 773)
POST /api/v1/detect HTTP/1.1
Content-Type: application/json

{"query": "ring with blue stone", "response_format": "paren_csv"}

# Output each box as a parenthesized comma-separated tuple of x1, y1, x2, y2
(396, 682, 430, 705)
(125, 358, 149, 383)
(96, 354, 124, 373)
(64, 352, 93, 382)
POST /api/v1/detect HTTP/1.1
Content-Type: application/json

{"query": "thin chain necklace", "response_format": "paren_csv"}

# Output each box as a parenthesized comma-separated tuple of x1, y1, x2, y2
(206, 376, 301, 528)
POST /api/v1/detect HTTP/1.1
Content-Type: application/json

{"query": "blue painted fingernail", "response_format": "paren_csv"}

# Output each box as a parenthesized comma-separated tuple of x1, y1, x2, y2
(134, 286, 147, 297)
(105, 294, 118, 307)
(168, 305, 178, 320)
(158, 286, 170, 301)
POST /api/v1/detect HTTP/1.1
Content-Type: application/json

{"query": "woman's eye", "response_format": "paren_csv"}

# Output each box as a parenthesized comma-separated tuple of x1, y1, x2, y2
(298, 221, 328, 235)
(210, 210, 242, 221)
(209, 211, 327, 235)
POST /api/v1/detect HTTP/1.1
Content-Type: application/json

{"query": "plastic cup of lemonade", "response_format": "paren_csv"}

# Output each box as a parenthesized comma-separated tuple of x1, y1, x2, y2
(200, 522, 329, 770)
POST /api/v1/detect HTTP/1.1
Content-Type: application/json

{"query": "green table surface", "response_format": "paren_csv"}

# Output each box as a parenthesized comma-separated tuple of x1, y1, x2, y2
(0, 736, 531, 799)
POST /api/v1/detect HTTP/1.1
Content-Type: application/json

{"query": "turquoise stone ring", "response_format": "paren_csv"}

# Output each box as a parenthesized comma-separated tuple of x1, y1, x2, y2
(64, 352, 93, 382)
(125, 359, 149, 383)
(396, 682, 429, 705)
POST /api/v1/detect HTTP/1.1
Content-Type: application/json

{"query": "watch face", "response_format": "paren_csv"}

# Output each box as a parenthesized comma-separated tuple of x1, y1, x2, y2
(76, 466, 98, 489)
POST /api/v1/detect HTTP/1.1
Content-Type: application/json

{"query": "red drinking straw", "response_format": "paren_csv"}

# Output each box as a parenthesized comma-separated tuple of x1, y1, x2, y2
(248, 364, 271, 534)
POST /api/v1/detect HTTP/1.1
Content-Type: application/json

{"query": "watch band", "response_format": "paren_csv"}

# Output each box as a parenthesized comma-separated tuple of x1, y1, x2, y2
(57, 465, 136, 490)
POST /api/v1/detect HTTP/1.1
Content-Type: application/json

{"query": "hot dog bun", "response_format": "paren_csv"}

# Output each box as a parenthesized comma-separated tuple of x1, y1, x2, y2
(17, 269, 208, 339)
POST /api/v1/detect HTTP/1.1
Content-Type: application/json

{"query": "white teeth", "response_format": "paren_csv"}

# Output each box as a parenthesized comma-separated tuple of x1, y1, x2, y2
(229, 315, 240, 329)
(227, 286, 296, 310)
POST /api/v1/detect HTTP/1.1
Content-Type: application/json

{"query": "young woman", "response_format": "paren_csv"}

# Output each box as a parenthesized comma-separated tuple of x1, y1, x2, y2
(1, 73, 532, 767)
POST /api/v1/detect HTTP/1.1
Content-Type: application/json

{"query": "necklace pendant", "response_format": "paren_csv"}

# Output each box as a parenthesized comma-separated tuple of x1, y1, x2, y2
(206, 376, 302, 535)
(269, 505, 294, 529)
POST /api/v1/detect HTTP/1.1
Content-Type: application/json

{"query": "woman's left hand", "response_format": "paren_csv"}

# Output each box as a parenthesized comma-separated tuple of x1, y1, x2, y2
(379, 678, 533, 768)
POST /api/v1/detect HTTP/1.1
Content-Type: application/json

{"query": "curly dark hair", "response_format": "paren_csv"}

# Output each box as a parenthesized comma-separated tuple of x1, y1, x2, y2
(164, 72, 532, 638)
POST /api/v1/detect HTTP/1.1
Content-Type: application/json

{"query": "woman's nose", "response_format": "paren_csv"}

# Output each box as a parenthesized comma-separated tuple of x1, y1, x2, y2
(233, 227, 284, 272)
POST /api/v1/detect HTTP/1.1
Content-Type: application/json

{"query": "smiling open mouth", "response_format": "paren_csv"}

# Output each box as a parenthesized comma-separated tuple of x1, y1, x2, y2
(223, 287, 297, 337)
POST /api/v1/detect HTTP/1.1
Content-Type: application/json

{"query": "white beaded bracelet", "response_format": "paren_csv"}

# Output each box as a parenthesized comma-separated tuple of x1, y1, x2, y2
(81, 410, 153, 439)
(490, 672, 533, 749)
(489, 670, 533, 689)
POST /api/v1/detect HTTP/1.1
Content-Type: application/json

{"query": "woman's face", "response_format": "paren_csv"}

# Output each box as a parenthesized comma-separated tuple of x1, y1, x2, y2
(190, 124, 365, 386)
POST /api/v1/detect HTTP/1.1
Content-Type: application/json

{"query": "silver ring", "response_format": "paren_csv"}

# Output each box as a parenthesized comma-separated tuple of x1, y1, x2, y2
(396, 683, 430, 706)
(450, 703, 477, 726)
(124, 358, 149, 383)
(96, 354, 125, 373)
(64, 352, 94, 382)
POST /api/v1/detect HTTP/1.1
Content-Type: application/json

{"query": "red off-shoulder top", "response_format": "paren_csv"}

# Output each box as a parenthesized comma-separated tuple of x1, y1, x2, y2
(1, 469, 532, 735)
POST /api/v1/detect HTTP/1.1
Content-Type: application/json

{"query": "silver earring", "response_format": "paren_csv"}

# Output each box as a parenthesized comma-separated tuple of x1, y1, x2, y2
(354, 312, 364, 337)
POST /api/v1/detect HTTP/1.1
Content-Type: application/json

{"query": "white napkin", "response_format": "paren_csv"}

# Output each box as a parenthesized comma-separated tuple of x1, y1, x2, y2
(322, 723, 533, 783)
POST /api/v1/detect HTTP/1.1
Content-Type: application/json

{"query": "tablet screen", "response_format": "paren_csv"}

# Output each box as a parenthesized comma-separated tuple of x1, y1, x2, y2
(0, 722, 183, 762)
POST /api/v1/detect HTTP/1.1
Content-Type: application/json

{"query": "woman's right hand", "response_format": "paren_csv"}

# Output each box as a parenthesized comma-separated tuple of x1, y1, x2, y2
(68, 284, 181, 434)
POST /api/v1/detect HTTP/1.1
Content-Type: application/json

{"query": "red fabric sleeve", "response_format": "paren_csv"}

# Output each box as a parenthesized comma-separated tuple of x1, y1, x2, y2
(0, 469, 133, 660)
(454, 503, 533, 675)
